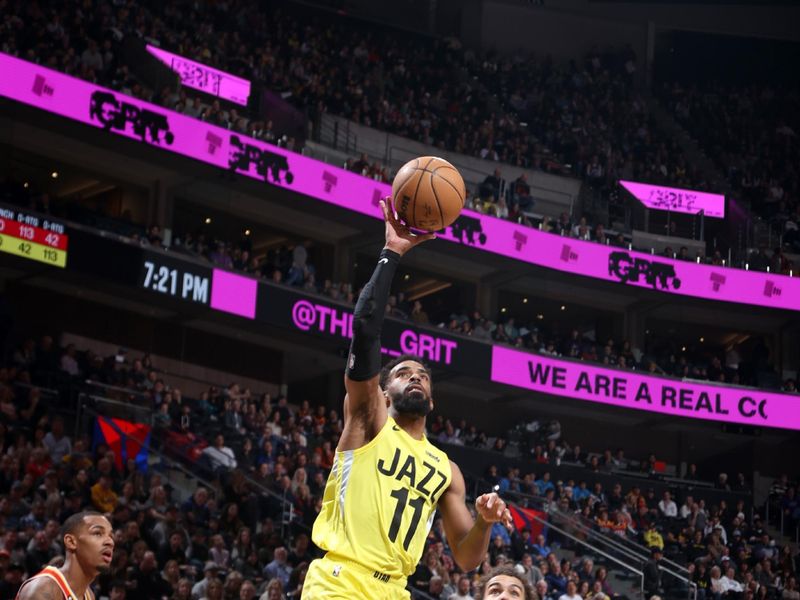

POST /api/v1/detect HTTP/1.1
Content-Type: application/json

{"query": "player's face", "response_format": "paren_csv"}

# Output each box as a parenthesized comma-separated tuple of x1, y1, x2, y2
(70, 515, 115, 574)
(484, 574, 527, 599)
(385, 360, 433, 417)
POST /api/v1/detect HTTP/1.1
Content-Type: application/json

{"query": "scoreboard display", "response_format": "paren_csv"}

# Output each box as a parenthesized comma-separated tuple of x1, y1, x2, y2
(0, 208, 68, 268)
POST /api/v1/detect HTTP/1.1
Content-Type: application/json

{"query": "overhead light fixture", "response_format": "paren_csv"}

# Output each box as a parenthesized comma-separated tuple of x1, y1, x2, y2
(51, 171, 58, 179)
(536, 314, 544, 320)
(523, 298, 528, 304)
(403, 274, 410, 280)
(23, 182, 29, 188)
(681, 346, 686, 352)
(501, 307, 507, 313)
(244, 229, 251, 236)
(560, 305, 566, 311)
(699, 337, 704, 343)
(204, 217, 212, 224)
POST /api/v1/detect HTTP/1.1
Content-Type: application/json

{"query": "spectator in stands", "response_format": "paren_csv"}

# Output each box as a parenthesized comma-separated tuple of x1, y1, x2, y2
(449, 574, 474, 600)
(201, 435, 237, 471)
(479, 169, 503, 209)
(536, 579, 550, 600)
(643, 548, 664, 598)
(658, 491, 677, 520)
(263, 546, 292, 590)
(511, 174, 535, 214)
(91, 475, 117, 513)
(559, 580, 582, 600)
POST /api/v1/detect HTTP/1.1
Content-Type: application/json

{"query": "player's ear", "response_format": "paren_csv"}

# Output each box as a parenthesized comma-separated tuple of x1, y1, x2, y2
(383, 389, 390, 407)
(63, 533, 78, 553)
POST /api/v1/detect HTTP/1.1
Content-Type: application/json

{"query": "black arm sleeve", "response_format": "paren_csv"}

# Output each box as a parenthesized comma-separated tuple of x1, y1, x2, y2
(345, 248, 400, 381)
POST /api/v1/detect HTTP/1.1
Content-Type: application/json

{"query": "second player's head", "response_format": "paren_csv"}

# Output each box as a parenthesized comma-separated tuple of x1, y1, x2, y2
(62, 511, 114, 575)
(380, 354, 433, 418)
(477, 564, 535, 599)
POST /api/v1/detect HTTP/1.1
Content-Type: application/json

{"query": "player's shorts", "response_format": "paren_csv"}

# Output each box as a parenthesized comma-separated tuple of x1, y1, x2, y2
(301, 553, 410, 600)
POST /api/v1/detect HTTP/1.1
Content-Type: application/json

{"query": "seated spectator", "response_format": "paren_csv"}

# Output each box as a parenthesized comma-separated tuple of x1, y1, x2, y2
(192, 562, 221, 599)
(263, 546, 292, 590)
(643, 522, 664, 550)
(479, 168, 503, 210)
(91, 475, 117, 513)
(201, 435, 238, 471)
(511, 174, 535, 213)
(657, 491, 677, 519)
(558, 580, 582, 600)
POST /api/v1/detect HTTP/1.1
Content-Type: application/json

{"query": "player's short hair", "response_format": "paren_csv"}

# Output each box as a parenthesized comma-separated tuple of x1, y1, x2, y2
(379, 354, 432, 390)
(477, 564, 535, 600)
(61, 511, 105, 537)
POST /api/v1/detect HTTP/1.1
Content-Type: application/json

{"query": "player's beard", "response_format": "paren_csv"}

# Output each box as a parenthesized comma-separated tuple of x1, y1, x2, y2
(96, 563, 112, 575)
(391, 387, 432, 418)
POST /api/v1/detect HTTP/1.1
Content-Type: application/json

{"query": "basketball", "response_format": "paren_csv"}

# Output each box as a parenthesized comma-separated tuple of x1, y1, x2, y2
(391, 156, 466, 231)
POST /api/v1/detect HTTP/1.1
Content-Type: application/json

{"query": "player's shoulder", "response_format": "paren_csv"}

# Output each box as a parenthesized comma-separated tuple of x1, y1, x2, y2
(17, 574, 63, 600)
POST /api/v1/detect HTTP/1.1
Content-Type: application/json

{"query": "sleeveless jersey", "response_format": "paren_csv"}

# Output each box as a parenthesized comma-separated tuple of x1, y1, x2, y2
(16, 566, 92, 600)
(312, 415, 452, 579)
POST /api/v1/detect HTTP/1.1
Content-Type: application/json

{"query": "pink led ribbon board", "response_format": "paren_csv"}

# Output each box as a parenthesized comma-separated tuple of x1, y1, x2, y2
(620, 180, 725, 218)
(491, 346, 800, 431)
(146, 45, 251, 106)
(210, 269, 257, 319)
(3, 53, 798, 311)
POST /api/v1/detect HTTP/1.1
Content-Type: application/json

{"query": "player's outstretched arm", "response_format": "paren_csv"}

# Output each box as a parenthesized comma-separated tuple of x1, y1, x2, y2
(343, 198, 435, 424)
(438, 462, 512, 572)
(17, 576, 63, 600)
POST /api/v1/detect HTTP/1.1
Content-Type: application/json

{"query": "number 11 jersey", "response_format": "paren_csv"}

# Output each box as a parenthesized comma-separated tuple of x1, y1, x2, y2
(311, 415, 452, 580)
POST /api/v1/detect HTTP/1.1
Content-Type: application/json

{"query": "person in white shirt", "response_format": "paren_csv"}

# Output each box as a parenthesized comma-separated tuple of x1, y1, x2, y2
(448, 574, 474, 600)
(658, 491, 678, 519)
(558, 580, 583, 600)
(201, 434, 237, 471)
(718, 566, 744, 594)
(60, 344, 80, 376)
(679, 495, 694, 520)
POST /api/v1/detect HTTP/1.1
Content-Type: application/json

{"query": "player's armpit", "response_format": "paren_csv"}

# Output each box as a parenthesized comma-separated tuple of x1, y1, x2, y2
(17, 577, 62, 600)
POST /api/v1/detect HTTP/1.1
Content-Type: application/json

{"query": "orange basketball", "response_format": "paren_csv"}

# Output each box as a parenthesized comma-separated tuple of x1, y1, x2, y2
(391, 156, 466, 232)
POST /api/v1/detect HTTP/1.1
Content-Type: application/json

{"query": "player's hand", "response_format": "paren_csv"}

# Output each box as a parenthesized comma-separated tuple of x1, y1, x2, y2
(475, 493, 513, 528)
(380, 197, 436, 256)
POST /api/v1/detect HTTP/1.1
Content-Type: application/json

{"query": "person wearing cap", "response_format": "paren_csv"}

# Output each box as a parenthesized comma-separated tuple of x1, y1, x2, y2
(192, 561, 220, 599)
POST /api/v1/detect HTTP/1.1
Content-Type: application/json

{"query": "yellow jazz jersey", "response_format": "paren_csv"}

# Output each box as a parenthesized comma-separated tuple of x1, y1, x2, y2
(312, 415, 452, 580)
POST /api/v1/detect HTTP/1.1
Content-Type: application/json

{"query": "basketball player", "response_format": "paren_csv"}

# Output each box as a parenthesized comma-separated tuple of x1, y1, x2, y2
(478, 564, 536, 599)
(17, 511, 114, 599)
(302, 198, 512, 599)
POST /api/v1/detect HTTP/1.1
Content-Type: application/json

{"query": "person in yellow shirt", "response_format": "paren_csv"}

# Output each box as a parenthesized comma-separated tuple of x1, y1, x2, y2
(643, 522, 664, 550)
(302, 198, 512, 600)
(90, 475, 118, 513)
